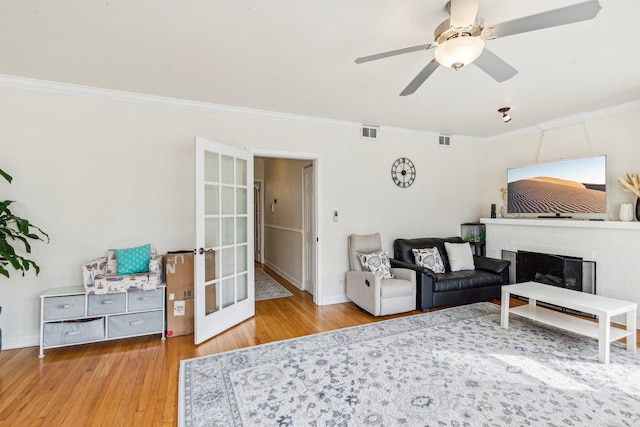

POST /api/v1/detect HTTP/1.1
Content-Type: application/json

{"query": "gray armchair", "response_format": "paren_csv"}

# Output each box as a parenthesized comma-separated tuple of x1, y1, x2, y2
(346, 233, 416, 316)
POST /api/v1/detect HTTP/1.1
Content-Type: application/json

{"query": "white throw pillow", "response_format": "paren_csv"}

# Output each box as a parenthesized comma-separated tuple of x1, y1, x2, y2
(412, 247, 445, 273)
(444, 242, 475, 272)
(358, 250, 394, 279)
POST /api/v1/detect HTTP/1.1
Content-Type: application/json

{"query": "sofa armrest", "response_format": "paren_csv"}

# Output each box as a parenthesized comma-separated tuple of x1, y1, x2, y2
(473, 256, 510, 275)
(390, 258, 437, 280)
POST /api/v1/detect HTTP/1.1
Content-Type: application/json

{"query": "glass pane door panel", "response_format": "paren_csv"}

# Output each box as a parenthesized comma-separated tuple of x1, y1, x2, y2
(221, 187, 234, 215)
(221, 218, 234, 246)
(221, 155, 234, 185)
(205, 282, 219, 315)
(236, 217, 247, 243)
(205, 185, 219, 215)
(236, 246, 247, 273)
(237, 273, 248, 302)
(221, 277, 235, 308)
(205, 250, 218, 282)
(236, 188, 247, 214)
(221, 247, 235, 277)
(205, 218, 219, 248)
(204, 152, 219, 183)
(236, 158, 247, 185)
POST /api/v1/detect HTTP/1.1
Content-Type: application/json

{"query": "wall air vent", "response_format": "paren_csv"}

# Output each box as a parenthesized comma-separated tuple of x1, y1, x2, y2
(439, 135, 451, 146)
(361, 125, 379, 140)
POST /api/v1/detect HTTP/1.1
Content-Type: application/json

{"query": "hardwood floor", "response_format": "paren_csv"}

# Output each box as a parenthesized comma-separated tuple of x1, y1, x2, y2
(1, 268, 637, 426)
(0, 266, 421, 426)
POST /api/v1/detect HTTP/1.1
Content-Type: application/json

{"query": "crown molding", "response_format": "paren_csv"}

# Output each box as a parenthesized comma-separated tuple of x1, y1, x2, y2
(1, 74, 638, 143)
(0, 74, 359, 131)
(486, 100, 640, 143)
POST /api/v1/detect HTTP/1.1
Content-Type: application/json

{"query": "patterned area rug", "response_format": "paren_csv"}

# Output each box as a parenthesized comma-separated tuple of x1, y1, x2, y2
(178, 303, 640, 426)
(255, 269, 293, 301)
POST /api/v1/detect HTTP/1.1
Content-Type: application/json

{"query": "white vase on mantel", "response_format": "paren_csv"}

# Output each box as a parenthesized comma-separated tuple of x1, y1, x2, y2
(619, 203, 633, 221)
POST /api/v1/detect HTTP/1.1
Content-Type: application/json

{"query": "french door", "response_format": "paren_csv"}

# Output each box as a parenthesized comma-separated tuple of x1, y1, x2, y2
(194, 136, 254, 345)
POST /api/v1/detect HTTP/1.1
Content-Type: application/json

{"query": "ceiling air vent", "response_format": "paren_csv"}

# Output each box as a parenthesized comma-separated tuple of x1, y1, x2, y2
(439, 135, 451, 146)
(361, 125, 379, 140)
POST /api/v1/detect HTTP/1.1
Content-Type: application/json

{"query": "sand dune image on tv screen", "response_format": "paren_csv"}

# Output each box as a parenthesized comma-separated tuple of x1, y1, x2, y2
(508, 177, 606, 214)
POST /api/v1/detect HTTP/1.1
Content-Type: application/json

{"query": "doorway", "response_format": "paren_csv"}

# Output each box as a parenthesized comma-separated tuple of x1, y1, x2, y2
(252, 150, 320, 304)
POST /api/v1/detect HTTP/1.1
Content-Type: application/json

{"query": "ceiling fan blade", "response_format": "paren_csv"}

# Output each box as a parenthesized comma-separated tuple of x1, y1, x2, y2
(487, 0, 601, 39)
(399, 59, 440, 96)
(449, 0, 480, 28)
(473, 48, 518, 82)
(355, 43, 435, 64)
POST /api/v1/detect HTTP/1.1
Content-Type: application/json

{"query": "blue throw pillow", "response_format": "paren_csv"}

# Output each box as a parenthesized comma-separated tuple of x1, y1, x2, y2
(115, 244, 151, 275)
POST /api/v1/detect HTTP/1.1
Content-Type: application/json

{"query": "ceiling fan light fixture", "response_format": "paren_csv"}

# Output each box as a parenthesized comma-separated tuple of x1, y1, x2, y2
(498, 107, 511, 123)
(434, 36, 485, 70)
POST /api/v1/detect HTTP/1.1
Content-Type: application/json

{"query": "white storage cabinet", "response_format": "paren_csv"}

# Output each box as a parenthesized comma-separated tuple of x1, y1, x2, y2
(40, 285, 165, 357)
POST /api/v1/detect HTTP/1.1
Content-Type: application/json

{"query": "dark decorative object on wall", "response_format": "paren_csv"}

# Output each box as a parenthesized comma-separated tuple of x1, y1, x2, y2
(391, 157, 416, 188)
(636, 197, 640, 221)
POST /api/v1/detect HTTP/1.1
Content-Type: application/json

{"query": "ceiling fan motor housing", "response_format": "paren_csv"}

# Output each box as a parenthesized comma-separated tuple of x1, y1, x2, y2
(433, 18, 485, 69)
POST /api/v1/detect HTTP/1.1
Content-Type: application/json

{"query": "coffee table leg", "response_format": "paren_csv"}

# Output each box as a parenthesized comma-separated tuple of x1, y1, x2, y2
(501, 290, 510, 328)
(598, 314, 611, 364)
(626, 309, 637, 352)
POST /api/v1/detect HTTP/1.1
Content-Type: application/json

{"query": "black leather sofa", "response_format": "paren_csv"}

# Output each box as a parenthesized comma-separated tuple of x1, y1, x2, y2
(391, 236, 510, 311)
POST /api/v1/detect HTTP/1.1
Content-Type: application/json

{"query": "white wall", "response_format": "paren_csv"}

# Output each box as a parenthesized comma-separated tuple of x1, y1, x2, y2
(477, 109, 640, 219)
(0, 84, 485, 348)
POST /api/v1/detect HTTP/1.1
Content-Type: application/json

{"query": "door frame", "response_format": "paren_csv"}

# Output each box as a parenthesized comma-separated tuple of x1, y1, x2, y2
(250, 148, 321, 304)
(254, 179, 265, 264)
(302, 164, 316, 296)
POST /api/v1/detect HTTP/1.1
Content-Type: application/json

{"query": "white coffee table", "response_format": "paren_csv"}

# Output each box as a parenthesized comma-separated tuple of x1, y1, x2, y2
(501, 282, 637, 364)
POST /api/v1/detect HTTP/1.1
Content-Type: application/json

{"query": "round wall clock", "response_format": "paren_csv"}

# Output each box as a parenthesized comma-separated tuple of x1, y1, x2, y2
(391, 157, 416, 188)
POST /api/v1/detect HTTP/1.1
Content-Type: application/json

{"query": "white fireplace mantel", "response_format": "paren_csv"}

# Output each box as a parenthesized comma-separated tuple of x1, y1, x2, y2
(482, 218, 640, 230)
(481, 217, 640, 326)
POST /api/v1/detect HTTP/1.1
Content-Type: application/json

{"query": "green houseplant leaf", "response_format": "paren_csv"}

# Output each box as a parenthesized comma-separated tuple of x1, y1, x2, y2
(0, 168, 49, 277)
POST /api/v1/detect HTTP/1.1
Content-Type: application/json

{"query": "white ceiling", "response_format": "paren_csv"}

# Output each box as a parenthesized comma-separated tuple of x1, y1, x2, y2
(1, 0, 639, 138)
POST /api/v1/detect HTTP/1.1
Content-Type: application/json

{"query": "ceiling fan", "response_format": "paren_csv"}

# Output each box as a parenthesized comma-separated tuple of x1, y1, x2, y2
(355, 0, 601, 96)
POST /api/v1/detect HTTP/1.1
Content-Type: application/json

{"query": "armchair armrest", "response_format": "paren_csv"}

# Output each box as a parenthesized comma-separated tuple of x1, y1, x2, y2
(346, 270, 382, 314)
(390, 258, 437, 280)
(473, 256, 510, 274)
(390, 267, 416, 284)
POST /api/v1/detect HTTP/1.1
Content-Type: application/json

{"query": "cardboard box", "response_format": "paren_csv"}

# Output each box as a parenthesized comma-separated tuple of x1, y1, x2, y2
(165, 251, 195, 337)
(165, 250, 216, 337)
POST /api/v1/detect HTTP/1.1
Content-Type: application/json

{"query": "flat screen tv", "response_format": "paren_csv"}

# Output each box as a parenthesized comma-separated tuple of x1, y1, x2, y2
(507, 155, 606, 215)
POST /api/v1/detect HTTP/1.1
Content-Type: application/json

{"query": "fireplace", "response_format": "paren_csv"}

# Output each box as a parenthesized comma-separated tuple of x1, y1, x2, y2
(516, 251, 589, 292)
(502, 249, 596, 316)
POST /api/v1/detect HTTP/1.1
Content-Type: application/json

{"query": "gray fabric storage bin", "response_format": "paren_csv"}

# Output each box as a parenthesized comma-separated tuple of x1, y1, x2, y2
(108, 311, 163, 338)
(43, 295, 85, 320)
(43, 318, 105, 346)
(128, 289, 163, 311)
(88, 293, 126, 316)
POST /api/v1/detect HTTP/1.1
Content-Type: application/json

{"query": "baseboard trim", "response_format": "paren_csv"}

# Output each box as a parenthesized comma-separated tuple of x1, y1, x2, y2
(318, 294, 350, 306)
(263, 262, 302, 290)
